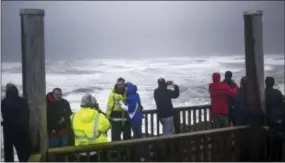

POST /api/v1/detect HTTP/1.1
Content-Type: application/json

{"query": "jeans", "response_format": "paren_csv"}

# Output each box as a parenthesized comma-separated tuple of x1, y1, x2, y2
(48, 136, 69, 148)
(160, 116, 175, 136)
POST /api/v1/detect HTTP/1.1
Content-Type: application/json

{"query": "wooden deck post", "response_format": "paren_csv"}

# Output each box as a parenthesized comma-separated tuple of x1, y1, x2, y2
(20, 9, 47, 158)
(244, 10, 266, 125)
(243, 10, 266, 161)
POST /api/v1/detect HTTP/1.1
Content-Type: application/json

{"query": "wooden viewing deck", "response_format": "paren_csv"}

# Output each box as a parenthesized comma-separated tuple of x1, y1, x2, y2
(16, 8, 284, 162)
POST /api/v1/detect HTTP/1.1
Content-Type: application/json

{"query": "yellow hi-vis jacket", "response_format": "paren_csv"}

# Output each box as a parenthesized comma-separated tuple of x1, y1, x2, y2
(106, 89, 126, 120)
(71, 107, 111, 146)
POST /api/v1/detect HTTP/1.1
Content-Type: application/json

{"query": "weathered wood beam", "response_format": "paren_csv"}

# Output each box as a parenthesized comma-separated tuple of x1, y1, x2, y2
(243, 10, 266, 161)
(244, 10, 265, 125)
(20, 9, 47, 157)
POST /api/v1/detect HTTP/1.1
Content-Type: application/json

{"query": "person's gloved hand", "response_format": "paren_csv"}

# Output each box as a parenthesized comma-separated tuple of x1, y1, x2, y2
(119, 101, 128, 111)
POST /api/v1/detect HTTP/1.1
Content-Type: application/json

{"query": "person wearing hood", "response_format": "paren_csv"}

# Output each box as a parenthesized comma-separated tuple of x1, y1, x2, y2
(265, 77, 284, 161)
(154, 78, 180, 136)
(106, 77, 131, 141)
(119, 82, 145, 161)
(1, 83, 30, 162)
(223, 71, 238, 125)
(265, 76, 284, 126)
(209, 73, 238, 128)
(120, 82, 144, 138)
(46, 88, 72, 148)
(233, 76, 249, 126)
(71, 94, 110, 161)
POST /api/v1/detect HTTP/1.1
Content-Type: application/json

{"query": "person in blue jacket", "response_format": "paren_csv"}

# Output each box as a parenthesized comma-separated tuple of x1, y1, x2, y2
(120, 82, 144, 139)
(119, 82, 145, 161)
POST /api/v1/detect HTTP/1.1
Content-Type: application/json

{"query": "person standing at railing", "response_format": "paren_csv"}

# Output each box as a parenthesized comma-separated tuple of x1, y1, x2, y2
(265, 76, 285, 161)
(119, 82, 145, 161)
(154, 78, 180, 136)
(106, 77, 132, 141)
(233, 76, 249, 126)
(1, 83, 31, 162)
(46, 88, 72, 148)
(209, 73, 238, 128)
(223, 71, 238, 126)
(70, 94, 110, 161)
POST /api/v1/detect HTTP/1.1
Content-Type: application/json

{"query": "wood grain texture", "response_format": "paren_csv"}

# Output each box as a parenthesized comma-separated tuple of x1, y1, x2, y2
(20, 9, 47, 157)
(243, 10, 266, 161)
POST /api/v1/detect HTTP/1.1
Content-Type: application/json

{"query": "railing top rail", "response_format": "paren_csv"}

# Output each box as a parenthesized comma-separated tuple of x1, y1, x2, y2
(142, 104, 210, 114)
(48, 125, 249, 154)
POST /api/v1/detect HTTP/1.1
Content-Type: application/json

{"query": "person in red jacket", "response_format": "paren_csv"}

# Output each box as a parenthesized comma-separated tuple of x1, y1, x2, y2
(209, 72, 238, 128)
(46, 88, 72, 148)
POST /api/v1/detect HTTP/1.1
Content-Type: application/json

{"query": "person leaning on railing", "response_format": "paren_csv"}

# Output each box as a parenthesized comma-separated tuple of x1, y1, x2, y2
(70, 94, 111, 161)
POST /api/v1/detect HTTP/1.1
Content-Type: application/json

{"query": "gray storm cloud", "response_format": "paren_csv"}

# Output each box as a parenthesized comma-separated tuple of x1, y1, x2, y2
(2, 1, 284, 61)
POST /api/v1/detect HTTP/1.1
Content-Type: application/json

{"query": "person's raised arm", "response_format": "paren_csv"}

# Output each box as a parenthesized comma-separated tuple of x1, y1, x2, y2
(168, 84, 180, 99)
(225, 84, 238, 96)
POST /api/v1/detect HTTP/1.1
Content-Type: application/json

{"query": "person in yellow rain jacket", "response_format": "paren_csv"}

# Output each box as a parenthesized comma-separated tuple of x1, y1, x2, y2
(106, 77, 132, 141)
(71, 94, 110, 161)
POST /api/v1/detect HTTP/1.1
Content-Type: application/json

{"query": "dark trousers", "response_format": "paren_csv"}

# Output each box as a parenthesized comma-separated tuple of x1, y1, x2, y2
(3, 126, 30, 162)
(131, 120, 146, 160)
(228, 106, 236, 126)
(268, 123, 284, 161)
(111, 120, 131, 141)
(211, 114, 229, 128)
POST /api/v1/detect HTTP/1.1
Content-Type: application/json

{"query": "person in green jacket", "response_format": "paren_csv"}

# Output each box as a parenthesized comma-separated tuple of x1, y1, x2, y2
(106, 77, 131, 141)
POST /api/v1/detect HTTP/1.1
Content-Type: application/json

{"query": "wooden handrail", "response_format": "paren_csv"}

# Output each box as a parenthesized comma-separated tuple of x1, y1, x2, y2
(27, 104, 212, 161)
(48, 126, 248, 154)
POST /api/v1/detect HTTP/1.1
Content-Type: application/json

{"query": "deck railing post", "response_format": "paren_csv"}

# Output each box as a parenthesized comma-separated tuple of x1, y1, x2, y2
(243, 10, 266, 161)
(20, 9, 47, 158)
(174, 109, 181, 134)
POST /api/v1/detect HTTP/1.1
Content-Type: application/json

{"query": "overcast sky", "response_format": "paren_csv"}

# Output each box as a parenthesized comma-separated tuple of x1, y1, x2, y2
(2, 1, 284, 61)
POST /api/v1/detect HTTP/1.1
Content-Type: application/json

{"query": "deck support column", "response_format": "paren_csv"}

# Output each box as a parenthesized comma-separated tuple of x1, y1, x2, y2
(20, 9, 47, 158)
(243, 10, 266, 161)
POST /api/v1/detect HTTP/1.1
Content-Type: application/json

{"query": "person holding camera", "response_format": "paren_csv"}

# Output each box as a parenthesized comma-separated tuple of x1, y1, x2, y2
(154, 78, 180, 136)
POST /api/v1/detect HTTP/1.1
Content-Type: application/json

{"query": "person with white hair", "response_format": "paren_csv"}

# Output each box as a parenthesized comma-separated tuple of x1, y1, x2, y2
(70, 94, 110, 161)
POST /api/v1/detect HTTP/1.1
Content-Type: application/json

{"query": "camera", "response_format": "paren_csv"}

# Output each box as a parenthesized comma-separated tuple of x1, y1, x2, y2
(166, 81, 173, 85)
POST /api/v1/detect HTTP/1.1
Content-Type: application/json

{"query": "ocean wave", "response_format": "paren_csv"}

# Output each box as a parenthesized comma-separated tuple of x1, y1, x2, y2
(64, 86, 104, 96)
(1, 55, 284, 111)
(47, 69, 104, 75)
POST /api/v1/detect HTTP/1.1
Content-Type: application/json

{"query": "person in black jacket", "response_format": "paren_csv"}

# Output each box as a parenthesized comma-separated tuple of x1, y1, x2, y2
(154, 78, 179, 136)
(265, 77, 284, 161)
(223, 71, 238, 126)
(47, 88, 72, 148)
(233, 76, 249, 126)
(1, 83, 31, 162)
